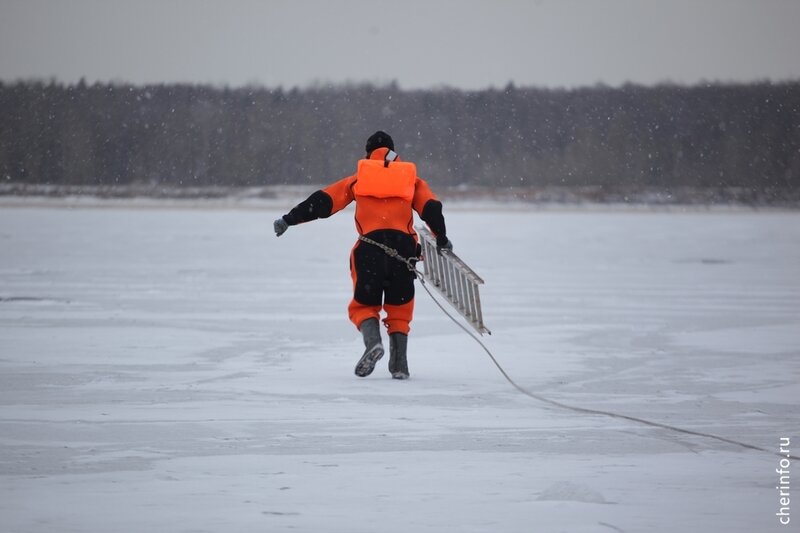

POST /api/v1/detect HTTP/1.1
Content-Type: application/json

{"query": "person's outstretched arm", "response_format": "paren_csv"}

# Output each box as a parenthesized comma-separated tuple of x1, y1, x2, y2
(274, 176, 356, 236)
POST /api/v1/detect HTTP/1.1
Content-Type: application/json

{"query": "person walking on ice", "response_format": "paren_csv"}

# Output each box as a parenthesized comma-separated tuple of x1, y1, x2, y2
(274, 131, 452, 379)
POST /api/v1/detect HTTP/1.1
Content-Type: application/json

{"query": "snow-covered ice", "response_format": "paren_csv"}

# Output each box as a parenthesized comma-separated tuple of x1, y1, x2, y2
(1, 204, 799, 532)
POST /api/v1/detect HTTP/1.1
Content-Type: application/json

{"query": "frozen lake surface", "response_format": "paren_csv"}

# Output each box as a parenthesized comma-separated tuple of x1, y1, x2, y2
(1, 204, 799, 532)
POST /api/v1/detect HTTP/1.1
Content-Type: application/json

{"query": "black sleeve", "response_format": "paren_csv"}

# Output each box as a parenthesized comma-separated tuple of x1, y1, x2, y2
(282, 190, 334, 225)
(420, 199, 447, 242)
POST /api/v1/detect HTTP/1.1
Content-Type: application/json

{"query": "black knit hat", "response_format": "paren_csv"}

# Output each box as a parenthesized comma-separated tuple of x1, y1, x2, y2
(365, 131, 394, 154)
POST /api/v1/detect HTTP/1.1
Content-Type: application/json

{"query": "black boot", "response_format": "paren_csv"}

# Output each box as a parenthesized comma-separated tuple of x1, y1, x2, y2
(388, 332, 409, 380)
(354, 318, 384, 377)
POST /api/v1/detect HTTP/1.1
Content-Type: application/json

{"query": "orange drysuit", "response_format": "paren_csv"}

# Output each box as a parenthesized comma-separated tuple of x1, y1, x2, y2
(280, 147, 448, 334)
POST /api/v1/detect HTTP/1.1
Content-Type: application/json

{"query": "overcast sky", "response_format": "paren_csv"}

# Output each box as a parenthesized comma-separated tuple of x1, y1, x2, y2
(1, 0, 799, 90)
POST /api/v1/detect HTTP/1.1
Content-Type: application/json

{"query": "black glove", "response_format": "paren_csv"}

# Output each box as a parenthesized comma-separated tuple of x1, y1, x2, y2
(436, 235, 453, 254)
(274, 217, 289, 237)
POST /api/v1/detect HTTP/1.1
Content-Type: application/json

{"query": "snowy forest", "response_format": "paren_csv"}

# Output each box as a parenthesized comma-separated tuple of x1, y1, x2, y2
(1, 80, 799, 202)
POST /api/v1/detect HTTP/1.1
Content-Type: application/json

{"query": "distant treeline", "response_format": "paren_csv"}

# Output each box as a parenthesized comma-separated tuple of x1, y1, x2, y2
(1, 80, 798, 191)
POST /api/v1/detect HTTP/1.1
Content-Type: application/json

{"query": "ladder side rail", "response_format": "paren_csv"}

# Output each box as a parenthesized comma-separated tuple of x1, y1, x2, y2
(473, 284, 487, 333)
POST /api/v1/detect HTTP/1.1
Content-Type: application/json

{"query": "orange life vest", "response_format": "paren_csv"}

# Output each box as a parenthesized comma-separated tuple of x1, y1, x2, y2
(317, 148, 438, 237)
(353, 159, 417, 201)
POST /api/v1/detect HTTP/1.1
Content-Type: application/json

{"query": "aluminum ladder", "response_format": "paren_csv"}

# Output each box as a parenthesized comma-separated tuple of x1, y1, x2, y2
(417, 226, 490, 335)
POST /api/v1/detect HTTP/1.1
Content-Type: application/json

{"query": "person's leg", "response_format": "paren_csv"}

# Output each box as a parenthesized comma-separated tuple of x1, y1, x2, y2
(381, 232, 417, 334)
(388, 331, 409, 379)
(355, 317, 384, 377)
(382, 301, 413, 334)
(384, 250, 415, 378)
(348, 240, 383, 329)
(383, 258, 415, 334)
(349, 240, 386, 377)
